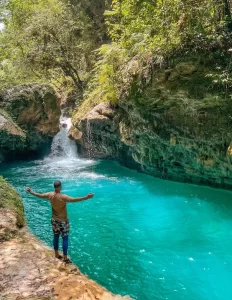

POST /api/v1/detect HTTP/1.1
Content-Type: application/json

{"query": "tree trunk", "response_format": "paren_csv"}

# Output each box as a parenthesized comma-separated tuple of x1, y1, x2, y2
(59, 61, 83, 90)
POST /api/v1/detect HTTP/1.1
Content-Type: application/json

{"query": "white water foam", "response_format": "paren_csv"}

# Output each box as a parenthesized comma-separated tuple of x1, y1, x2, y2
(46, 110, 98, 177)
(49, 112, 78, 159)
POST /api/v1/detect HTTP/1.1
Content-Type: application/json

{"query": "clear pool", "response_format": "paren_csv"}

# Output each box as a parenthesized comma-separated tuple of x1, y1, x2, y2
(1, 158, 232, 300)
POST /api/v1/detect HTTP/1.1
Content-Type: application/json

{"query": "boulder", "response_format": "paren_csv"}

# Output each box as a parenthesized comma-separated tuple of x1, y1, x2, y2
(70, 102, 125, 159)
(0, 84, 60, 160)
(0, 111, 26, 161)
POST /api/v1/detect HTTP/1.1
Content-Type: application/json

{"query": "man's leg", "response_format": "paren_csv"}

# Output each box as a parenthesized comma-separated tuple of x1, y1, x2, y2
(62, 235, 69, 260)
(53, 233, 60, 258)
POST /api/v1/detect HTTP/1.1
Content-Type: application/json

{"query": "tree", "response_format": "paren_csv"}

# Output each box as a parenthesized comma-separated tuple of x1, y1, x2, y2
(0, 0, 96, 90)
(106, 0, 232, 54)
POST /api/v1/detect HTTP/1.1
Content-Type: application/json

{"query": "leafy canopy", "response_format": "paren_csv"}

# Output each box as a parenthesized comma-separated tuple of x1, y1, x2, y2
(0, 0, 96, 90)
(1, 0, 232, 106)
(84, 0, 232, 106)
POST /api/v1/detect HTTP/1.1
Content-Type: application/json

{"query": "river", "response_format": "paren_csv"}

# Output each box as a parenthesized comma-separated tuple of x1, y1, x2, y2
(1, 115, 232, 300)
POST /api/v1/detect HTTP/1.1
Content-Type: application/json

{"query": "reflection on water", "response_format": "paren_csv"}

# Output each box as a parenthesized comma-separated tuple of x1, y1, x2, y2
(1, 158, 232, 300)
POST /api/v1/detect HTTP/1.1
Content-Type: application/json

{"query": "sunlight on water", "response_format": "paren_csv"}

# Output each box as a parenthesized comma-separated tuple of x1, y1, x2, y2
(1, 158, 232, 300)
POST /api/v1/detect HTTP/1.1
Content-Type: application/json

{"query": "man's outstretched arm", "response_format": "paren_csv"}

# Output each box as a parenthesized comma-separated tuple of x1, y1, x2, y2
(26, 187, 49, 199)
(64, 193, 94, 203)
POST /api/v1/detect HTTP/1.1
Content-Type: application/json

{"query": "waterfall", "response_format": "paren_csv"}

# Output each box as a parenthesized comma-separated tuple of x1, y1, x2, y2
(86, 119, 93, 158)
(49, 112, 78, 158)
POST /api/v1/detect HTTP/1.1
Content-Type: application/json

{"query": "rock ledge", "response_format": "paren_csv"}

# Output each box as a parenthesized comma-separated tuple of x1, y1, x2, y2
(0, 177, 132, 300)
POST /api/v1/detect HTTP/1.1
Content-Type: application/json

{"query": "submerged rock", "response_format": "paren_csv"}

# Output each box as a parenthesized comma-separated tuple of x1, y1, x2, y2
(0, 84, 60, 160)
(0, 177, 132, 300)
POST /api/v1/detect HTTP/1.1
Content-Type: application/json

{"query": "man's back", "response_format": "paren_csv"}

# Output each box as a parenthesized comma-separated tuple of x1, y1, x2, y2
(46, 192, 69, 221)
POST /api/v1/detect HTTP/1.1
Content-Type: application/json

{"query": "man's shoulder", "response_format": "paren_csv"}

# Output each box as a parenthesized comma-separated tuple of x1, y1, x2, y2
(60, 193, 69, 199)
(45, 191, 55, 198)
(59, 193, 72, 202)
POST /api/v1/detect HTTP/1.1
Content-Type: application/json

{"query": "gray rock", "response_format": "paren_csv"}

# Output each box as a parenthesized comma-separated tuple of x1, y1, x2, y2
(0, 84, 60, 161)
(71, 94, 232, 189)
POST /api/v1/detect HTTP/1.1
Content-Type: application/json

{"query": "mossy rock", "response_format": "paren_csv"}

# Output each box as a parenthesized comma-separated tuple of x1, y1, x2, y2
(0, 176, 25, 228)
(0, 109, 26, 153)
(0, 84, 60, 160)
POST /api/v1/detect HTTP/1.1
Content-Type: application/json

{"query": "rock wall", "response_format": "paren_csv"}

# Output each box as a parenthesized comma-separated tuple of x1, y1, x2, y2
(71, 60, 232, 190)
(0, 177, 132, 300)
(0, 84, 60, 161)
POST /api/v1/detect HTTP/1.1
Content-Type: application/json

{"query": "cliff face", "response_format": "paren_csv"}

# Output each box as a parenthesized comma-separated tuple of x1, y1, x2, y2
(0, 177, 131, 300)
(71, 59, 232, 189)
(0, 110, 26, 162)
(0, 84, 60, 161)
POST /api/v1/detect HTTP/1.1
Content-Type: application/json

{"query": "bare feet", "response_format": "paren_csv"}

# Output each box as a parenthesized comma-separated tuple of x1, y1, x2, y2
(63, 258, 72, 264)
(55, 255, 63, 259)
(55, 250, 62, 259)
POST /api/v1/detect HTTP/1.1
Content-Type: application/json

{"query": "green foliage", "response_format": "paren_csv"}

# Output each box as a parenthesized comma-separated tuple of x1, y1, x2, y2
(106, 0, 231, 56)
(1, 0, 232, 108)
(85, 44, 128, 104)
(0, 0, 97, 90)
(84, 0, 232, 105)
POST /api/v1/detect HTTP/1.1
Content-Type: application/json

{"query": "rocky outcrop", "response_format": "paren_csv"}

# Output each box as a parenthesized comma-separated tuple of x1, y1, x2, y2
(0, 177, 132, 300)
(71, 60, 232, 189)
(0, 176, 25, 241)
(0, 110, 26, 161)
(0, 84, 60, 161)
(72, 102, 135, 166)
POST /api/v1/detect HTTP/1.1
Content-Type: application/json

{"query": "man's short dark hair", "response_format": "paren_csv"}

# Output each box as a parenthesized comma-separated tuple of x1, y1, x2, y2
(54, 180, 62, 188)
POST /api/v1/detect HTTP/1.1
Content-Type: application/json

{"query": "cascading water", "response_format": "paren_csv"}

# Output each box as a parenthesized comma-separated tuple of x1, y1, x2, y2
(86, 119, 93, 158)
(45, 110, 95, 173)
(49, 112, 78, 158)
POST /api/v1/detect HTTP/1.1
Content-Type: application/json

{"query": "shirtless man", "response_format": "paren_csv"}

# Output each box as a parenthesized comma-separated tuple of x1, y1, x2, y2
(26, 180, 94, 263)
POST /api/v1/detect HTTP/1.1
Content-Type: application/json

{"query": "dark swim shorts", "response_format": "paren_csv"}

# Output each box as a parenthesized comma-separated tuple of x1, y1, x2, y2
(51, 217, 70, 237)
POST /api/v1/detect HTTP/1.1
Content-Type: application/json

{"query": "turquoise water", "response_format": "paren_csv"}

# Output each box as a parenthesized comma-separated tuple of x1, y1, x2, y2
(1, 157, 232, 300)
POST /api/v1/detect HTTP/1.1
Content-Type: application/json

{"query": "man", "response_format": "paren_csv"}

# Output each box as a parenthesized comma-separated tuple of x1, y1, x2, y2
(26, 180, 94, 264)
